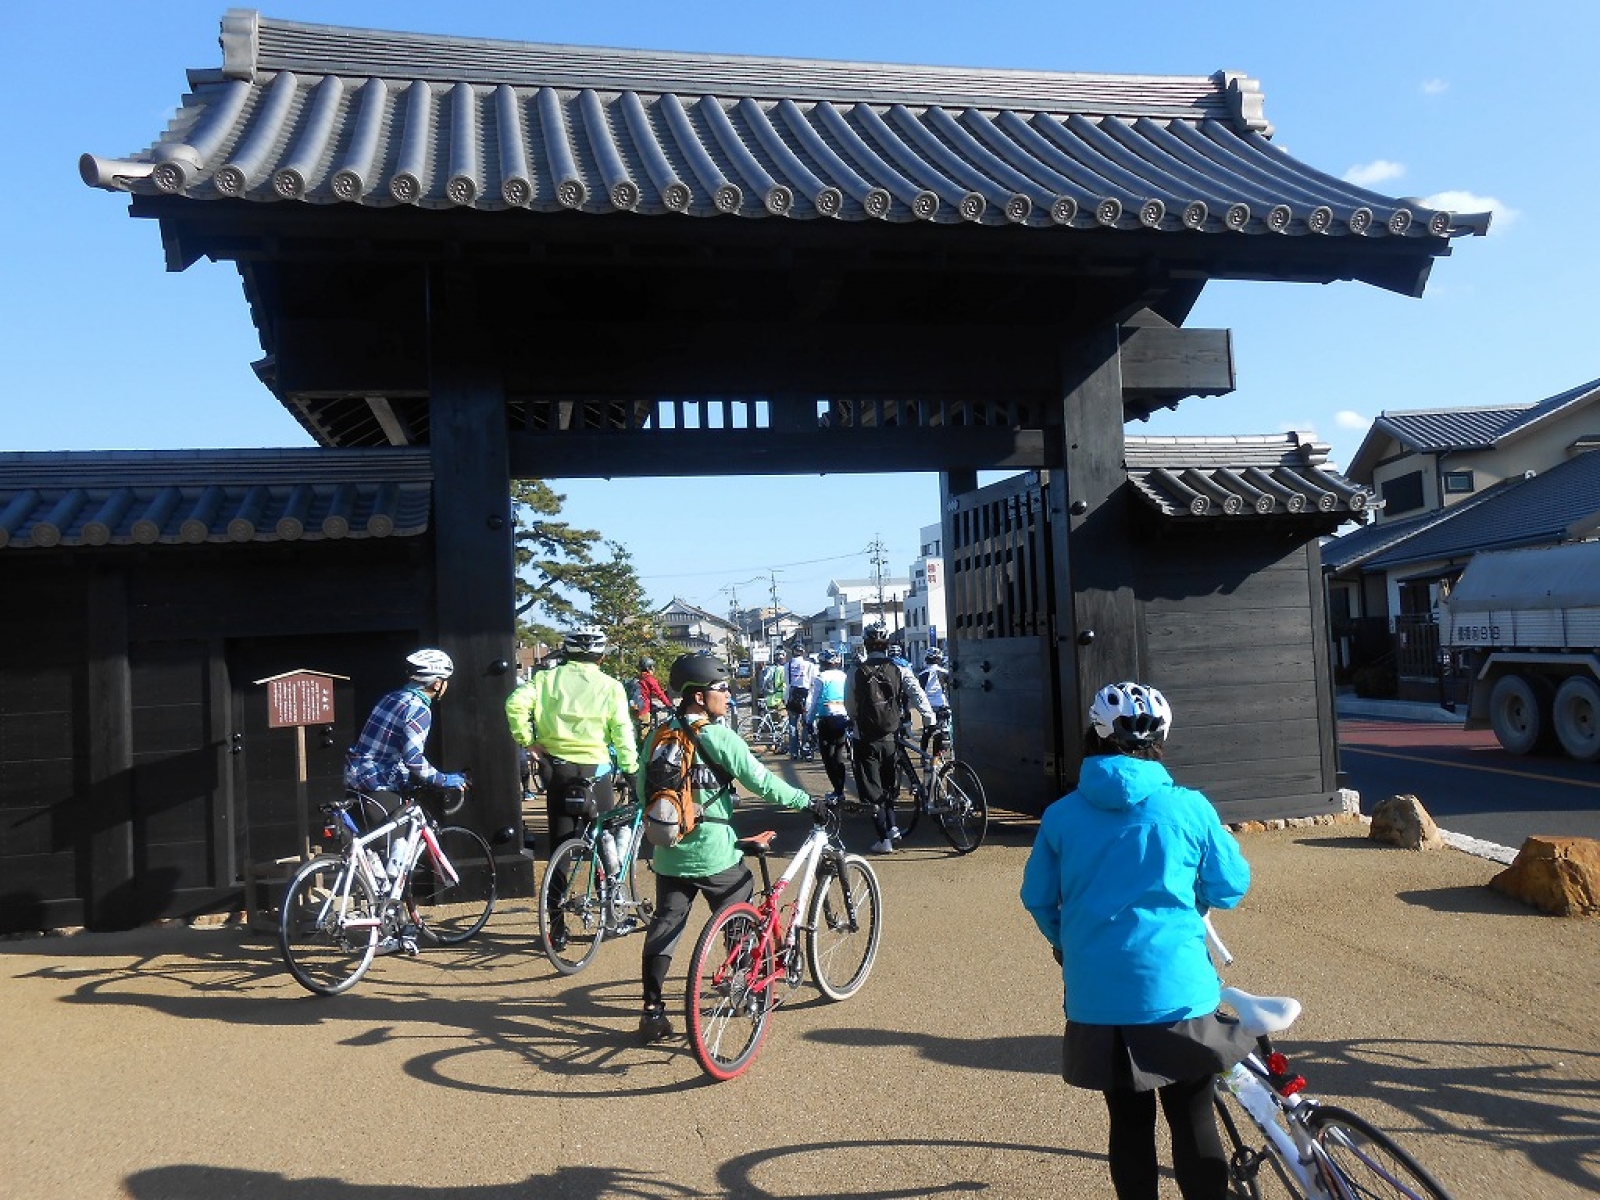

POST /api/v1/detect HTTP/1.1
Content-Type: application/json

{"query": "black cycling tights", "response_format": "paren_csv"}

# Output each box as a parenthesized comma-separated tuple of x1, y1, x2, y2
(1103, 1074, 1228, 1200)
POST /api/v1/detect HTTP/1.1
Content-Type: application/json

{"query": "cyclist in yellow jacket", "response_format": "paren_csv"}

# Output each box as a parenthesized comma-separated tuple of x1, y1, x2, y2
(505, 625, 639, 950)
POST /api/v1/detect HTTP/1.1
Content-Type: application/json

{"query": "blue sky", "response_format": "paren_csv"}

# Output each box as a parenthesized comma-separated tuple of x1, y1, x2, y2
(5, 2, 1594, 619)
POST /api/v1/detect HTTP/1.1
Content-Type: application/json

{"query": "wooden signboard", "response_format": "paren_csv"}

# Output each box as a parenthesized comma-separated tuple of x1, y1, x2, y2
(253, 668, 349, 864)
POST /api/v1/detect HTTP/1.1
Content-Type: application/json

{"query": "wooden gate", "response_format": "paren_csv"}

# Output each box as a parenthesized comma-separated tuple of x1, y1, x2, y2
(941, 471, 1065, 814)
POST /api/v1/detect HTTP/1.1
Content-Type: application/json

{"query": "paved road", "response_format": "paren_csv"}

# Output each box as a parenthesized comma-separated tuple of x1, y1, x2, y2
(1338, 715, 1600, 849)
(4, 754, 1598, 1200)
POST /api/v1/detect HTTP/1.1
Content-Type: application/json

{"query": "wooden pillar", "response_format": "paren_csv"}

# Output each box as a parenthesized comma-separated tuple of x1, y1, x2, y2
(1050, 324, 1143, 783)
(426, 266, 528, 891)
(84, 567, 134, 930)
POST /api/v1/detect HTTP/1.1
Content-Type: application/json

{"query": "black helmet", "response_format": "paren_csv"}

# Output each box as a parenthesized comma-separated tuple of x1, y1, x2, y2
(669, 652, 729, 696)
(863, 623, 890, 649)
(925, 649, 945, 665)
(639, 656, 655, 671)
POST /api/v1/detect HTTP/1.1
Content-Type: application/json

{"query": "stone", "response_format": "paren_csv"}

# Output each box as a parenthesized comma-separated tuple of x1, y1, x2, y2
(1490, 836, 1600, 917)
(1367, 794, 1444, 851)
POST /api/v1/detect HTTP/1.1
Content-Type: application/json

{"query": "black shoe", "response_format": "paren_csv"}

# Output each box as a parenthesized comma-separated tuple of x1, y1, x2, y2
(639, 1008, 675, 1043)
(548, 925, 568, 953)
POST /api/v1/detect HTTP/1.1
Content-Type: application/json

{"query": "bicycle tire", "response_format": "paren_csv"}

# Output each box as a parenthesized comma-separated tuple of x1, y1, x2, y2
(539, 838, 606, 974)
(892, 748, 926, 840)
(1307, 1105, 1456, 1200)
(1213, 1092, 1306, 1200)
(806, 852, 882, 1001)
(933, 760, 988, 854)
(279, 855, 380, 996)
(685, 902, 775, 1081)
(409, 825, 496, 945)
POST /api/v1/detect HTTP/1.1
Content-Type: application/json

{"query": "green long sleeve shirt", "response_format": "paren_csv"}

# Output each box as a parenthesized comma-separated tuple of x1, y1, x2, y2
(650, 715, 810, 879)
(504, 661, 639, 775)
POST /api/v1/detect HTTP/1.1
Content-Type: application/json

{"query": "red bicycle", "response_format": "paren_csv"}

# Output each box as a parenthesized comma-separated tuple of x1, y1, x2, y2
(684, 806, 882, 1080)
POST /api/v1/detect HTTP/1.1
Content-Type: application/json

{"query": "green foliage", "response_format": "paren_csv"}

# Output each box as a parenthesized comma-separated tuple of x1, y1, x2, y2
(576, 541, 665, 680)
(511, 479, 599, 640)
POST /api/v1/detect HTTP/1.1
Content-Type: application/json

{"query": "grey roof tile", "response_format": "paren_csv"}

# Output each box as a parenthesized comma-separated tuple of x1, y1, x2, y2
(1125, 433, 1371, 521)
(0, 448, 431, 550)
(1350, 451, 1600, 570)
(81, 11, 1486, 241)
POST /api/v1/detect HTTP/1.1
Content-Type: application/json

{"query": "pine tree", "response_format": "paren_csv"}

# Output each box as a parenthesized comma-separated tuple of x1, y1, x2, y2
(511, 479, 599, 645)
(577, 541, 664, 680)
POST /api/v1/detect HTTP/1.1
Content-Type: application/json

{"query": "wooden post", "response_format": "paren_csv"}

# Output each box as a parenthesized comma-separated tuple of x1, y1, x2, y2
(85, 566, 135, 930)
(427, 266, 528, 893)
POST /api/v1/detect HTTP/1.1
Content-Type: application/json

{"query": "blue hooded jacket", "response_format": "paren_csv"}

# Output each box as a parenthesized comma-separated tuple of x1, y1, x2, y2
(1020, 753, 1249, 1025)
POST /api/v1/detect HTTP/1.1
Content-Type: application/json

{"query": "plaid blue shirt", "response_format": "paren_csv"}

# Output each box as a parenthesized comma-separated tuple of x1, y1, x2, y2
(344, 685, 443, 792)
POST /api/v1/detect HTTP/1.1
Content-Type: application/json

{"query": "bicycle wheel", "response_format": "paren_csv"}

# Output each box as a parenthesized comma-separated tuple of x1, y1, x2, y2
(891, 749, 924, 839)
(1308, 1106, 1456, 1200)
(806, 853, 882, 1001)
(279, 855, 380, 996)
(933, 760, 988, 854)
(685, 902, 775, 1081)
(539, 838, 606, 974)
(409, 826, 496, 945)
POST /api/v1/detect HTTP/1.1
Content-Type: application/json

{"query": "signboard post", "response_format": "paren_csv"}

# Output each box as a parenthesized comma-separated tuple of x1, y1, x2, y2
(255, 669, 348, 860)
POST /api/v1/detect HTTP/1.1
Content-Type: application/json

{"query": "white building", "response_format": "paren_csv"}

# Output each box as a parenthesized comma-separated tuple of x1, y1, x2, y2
(817, 576, 910, 653)
(902, 522, 947, 663)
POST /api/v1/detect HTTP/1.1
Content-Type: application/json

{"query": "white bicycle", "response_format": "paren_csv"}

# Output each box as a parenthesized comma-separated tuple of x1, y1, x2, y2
(1206, 919, 1456, 1199)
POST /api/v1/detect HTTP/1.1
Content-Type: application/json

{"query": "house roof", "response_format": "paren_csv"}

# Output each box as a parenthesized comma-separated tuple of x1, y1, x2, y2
(82, 10, 1486, 262)
(657, 597, 739, 632)
(1124, 432, 1371, 526)
(0, 448, 430, 550)
(1345, 376, 1600, 481)
(1326, 450, 1600, 573)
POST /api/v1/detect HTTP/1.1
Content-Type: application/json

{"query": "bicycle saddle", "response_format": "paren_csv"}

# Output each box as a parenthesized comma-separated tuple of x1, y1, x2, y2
(736, 830, 778, 857)
(1219, 987, 1302, 1038)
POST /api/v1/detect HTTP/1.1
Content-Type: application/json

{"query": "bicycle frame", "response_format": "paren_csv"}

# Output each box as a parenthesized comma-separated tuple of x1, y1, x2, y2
(723, 823, 836, 999)
(328, 801, 458, 925)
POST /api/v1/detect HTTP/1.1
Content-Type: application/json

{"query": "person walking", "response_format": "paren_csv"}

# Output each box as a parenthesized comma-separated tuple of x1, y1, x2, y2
(784, 646, 818, 759)
(804, 647, 851, 802)
(918, 648, 951, 753)
(637, 652, 817, 1043)
(344, 648, 467, 801)
(629, 656, 672, 741)
(1019, 681, 1252, 1200)
(758, 650, 788, 732)
(505, 625, 639, 950)
(844, 624, 934, 853)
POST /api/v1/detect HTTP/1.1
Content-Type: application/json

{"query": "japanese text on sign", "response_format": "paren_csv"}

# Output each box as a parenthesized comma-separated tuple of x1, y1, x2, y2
(267, 674, 335, 729)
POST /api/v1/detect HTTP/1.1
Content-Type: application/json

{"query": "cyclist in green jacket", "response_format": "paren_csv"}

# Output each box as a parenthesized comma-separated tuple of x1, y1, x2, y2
(759, 650, 788, 717)
(505, 626, 639, 949)
(638, 651, 814, 1044)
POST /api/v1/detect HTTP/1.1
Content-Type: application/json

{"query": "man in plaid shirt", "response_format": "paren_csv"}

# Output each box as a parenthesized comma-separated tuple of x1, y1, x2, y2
(344, 648, 466, 796)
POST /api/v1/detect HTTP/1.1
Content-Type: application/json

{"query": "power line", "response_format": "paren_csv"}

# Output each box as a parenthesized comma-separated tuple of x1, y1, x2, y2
(638, 546, 871, 581)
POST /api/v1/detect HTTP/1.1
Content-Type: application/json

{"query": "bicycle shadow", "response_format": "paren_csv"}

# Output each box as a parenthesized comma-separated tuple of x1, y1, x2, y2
(1273, 1035, 1600, 1196)
(124, 1138, 1107, 1199)
(800, 1023, 1061, 1077)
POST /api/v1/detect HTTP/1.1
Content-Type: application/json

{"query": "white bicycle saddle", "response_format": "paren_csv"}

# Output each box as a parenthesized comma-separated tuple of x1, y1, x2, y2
(1220, 987, 1303, 1038)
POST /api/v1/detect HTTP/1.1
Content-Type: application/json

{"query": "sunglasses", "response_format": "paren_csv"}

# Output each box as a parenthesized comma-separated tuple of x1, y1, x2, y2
(707, 682, 731, 693)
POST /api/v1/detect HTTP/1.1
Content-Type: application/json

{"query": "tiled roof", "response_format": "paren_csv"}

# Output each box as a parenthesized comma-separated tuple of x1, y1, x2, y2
(81, 11, 1486, 245)
(1346, 376, 1600, 480)
(0, 448, 431, 550)
(1337, 451, 1600, 571)
(1125, 433, 1372, 522)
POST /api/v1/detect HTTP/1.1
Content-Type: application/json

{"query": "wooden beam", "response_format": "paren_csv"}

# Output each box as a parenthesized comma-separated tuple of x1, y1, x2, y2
(1119, 325, 1236, 398)
(366, 395, 413, 446)
(85, 566, 135, 930)
(508, 425, 1057, 478)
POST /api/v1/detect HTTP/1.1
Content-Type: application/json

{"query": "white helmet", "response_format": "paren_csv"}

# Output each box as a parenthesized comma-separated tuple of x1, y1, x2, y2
(406, 648, 455, 682)
(1089, 681, 1172, 747)
(563, 624, 608, 659)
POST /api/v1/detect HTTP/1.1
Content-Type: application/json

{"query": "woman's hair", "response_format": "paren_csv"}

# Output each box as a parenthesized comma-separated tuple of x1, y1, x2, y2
(1081, 727, 1164, 762)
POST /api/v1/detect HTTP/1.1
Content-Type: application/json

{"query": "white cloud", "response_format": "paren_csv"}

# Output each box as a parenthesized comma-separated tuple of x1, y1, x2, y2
(1335, 410, 1369, 431)
(1423, 190, 1519, 235)
(1343, 159, 1405, 188)
(1421, 79, 1449, 95)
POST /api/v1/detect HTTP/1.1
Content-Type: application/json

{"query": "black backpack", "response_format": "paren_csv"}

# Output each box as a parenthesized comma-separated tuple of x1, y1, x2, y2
(854, 660, 902, 740)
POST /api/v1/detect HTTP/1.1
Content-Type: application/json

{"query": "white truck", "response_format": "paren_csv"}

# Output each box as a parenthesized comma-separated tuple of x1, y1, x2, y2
(1440, 540, 1600, 759)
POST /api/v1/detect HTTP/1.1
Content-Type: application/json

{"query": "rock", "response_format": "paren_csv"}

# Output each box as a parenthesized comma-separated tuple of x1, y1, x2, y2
(1490, 836, 1600, 917)
(1368, 794, 1443, 851)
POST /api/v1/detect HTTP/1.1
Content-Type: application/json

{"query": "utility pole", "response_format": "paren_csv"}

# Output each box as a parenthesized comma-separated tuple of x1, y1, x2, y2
(768, 570, 782, 654)
(869, 535, 892, 631)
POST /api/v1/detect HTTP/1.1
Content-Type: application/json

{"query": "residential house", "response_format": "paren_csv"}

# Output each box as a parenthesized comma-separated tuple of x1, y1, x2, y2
(654, 597, 744, 662)
(816, 577, 911, 653)
(1325, 376, 1600, 697)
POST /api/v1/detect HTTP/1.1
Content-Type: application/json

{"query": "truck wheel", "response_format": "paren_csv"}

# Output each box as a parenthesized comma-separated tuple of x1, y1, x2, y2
(1553, 677, 1600, 761)
(1488, 673, 1552, 755)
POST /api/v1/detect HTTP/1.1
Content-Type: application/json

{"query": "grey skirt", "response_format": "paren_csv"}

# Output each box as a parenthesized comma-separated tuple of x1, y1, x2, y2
(1063, 1011, 1256, 1093)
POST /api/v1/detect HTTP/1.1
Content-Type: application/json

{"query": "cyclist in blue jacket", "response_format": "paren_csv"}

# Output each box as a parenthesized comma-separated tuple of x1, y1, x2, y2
(1020, 680, 1252, 1200)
